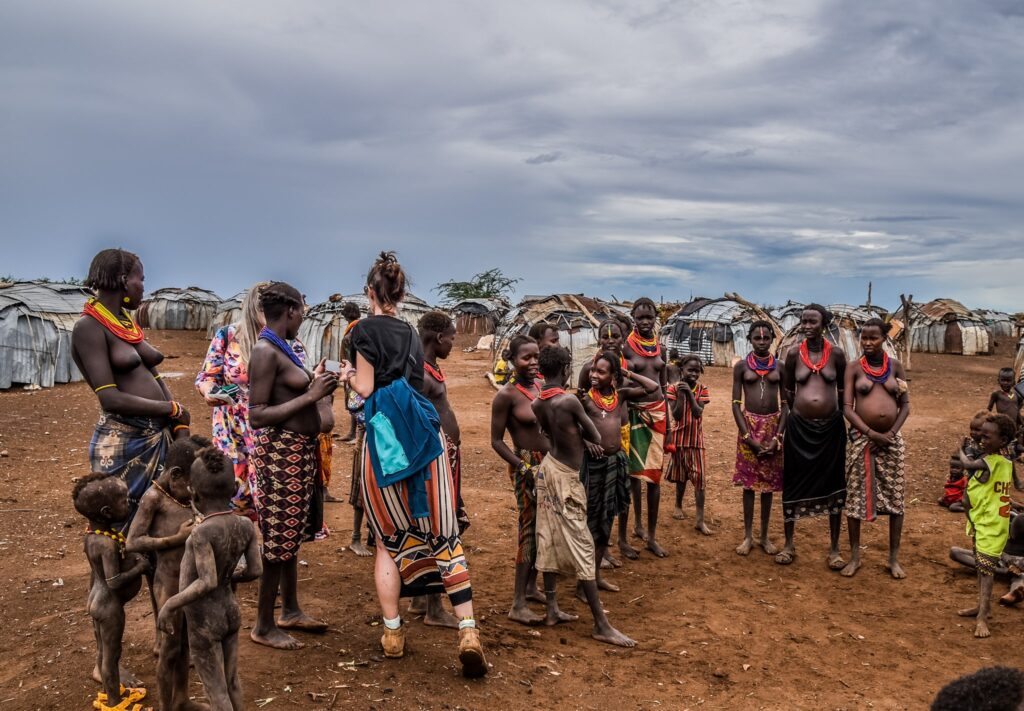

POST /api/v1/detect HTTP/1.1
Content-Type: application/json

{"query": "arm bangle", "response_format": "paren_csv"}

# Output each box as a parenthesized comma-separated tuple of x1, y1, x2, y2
(94, 384, 116, 393)
(173, 425, 190, 433)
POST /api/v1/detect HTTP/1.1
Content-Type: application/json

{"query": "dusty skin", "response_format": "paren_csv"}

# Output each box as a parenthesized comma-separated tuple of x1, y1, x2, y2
(1, 329, 1023, 709)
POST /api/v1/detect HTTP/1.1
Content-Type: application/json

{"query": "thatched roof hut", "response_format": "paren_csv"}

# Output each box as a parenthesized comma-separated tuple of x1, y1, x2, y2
(450, 298, 509, 336)
(0, 281, 91, 389)
(138, 286, 222, 331)
(660, 294, 780, 367)
(776, 304, 897, 361)
(895, 299, 992, 356)
(493, 294, 622, 377)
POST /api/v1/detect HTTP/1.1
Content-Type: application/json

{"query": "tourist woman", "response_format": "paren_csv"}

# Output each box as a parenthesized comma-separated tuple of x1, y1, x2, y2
(778, 304, 848, 567)
(350, 252, 486, 676)
(841, 318, 910, 578)
(73, 248, 191, 529)
(247, 282, 338, 650)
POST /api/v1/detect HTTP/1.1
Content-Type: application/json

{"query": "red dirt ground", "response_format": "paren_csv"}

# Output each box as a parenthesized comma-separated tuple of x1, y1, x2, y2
(0, 330, 1021, 710)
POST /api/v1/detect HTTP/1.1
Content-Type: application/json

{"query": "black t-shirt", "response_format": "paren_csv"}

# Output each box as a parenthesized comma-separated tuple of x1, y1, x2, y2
(348, 315, 424, 392)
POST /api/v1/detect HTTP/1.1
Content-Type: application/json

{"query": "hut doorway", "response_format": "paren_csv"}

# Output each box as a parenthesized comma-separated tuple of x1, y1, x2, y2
(944, 322, 962, 355)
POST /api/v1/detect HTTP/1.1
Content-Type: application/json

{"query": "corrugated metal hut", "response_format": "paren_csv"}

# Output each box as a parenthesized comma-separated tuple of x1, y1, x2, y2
(975, 309, 1017, 341)
(138, 287, 222, 331)
(896, 299, 992, 356)
(297, 292, 435, 364)
(771, 301, 806, 334)
(777, 304, 897, 361)
(450, 298, 509, 336)
(493, 294, 622, 377)
(0, 281, 91, 389)
(660, 295, 781, 367)
(1015, 334, 1024, 382)
(206, 291, 246, 337)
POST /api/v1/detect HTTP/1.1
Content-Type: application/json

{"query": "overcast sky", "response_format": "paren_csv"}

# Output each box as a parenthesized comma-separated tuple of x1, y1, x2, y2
(3, 1, 1022, 311)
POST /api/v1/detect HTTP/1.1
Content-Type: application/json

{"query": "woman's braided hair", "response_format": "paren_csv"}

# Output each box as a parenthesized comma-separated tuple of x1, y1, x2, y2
(85, 249, 140, 291)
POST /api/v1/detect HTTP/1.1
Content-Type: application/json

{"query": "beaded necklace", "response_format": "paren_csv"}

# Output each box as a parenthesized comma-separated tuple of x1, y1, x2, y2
(424, 361, 446, 383)
(746, 351, 777, 400)
(859, 353, 891, 384)
(88, 527, 126, 556)
(515, 380, 541, 401)
(82, 297, 144, 344)
(799, 339, 832, 375)
(259, 327, 305, 370)
(197, 510, 234, 525)
(538, 387, 566, 400)
(589, 387, 619, 417)
(151, 481, 190, 509)
(626, 330, 661, 358)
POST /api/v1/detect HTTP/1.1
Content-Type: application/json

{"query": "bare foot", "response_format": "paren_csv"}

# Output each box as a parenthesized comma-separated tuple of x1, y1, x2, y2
(758, 539, 779, 555)
(407, 597, 427, 615)
(672, 509, 685, 520)
(600, 556, 614, 570)
(592, 625, 636, 647)
(646, 540, 668, 558)
(598, 577, 620, 593)
(545, 609, 579, 626)
(886, 561, 907, 580)
(324, 493, 343, 503)
(508, 604, 545, 626)
(349, 540, 374, 557)
(618, 540, 640, 560)
(775, 548, 796, 565)
(250, 627, 305, 650)
(424, 607, 460, 629)
(176, 701, 212, 711)
(827, 551, 846, 571)
(736, 538, 753, 556)
(694, 521, 712, 536)
(526, 588, 546, 604)
(277, 612, 328, 633)
(999, 589, 1024, 607)
(633, 526, 648, 542)
(974, 620, 991, 638)
(840, 558, 861, 577)
(603, 552, 622, 568)
(92, 665, 142, 688)
(957, 606, 980, 617)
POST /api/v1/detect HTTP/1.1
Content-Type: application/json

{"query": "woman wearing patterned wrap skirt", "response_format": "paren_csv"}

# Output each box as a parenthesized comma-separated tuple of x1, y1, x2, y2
(248, 282, 339, 652)
(73, 249, 191, 531)
(840, 318, 910, 579)
(350, 252, 486, 677)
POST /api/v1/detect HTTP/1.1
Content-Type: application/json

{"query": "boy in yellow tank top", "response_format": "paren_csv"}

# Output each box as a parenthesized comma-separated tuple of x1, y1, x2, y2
(958, 413, 1019, 638)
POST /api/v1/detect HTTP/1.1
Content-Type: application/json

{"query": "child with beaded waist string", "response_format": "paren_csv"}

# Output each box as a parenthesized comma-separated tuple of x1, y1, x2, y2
(74, 473, 151, 711)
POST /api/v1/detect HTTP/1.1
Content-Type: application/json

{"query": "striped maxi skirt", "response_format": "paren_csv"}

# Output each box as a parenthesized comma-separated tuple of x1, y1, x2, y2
(360, 431, 472, 605)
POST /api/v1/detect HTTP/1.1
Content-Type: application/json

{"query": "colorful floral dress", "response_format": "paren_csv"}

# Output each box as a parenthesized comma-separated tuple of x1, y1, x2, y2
(195, 325, 310, 518)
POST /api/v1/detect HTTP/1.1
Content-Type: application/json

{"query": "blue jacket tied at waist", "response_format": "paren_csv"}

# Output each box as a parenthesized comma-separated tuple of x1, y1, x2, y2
(364, 377, 443, 519)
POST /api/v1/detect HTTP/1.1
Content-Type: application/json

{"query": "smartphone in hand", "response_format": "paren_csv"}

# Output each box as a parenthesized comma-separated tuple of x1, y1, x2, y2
(325, 359, 342, 374)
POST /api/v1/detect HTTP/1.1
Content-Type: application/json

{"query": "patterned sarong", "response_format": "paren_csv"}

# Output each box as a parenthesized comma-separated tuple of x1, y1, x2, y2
(444, 433, 471, 533)
(508, 449, 544, 565)
(90, 412, 172, 532)
(535, 455, 596, 581)
(782, 411, 847, 522)
(361, 432, 472, 604)
(581, 451, 630, 547)
(666, 447, 706, 489)
(250, 427, 318, 563)
(845, 430, 906, 521)
(628, 400, 668, 485)
(732, 410, 784, 493)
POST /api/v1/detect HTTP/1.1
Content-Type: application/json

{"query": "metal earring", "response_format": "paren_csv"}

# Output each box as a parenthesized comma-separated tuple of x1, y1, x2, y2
(123, 296, 130, 304)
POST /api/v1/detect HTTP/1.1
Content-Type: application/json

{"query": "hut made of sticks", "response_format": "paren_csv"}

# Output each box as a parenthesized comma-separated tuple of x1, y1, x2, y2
(660, 295, 781, 367)
(450, 298, 509, 336)
(776, 304, 897, 361)
(493, 294, 622, 377)
(0, 281, 91, 389)
(895, 299, 992, 356)
(138, 287, 222, 331)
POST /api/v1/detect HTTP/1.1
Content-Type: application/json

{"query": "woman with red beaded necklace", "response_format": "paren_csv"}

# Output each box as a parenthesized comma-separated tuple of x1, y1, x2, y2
(73, 249, 192, 531)
(490, 334, 550, 625)
(841, 317, 910, 579)
(778, 304, 848, 567)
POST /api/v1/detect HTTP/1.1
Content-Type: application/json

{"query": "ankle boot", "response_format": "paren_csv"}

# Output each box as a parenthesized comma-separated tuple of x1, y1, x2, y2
(458, 626, 487, 678)
(380, 624, 406, 658)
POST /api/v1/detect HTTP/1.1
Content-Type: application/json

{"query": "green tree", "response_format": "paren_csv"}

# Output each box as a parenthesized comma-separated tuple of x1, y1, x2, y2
(433, 268, 519, 304)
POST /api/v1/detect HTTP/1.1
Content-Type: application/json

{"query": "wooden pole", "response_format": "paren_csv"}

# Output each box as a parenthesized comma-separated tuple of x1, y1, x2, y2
(866, 282, 872, 310)
(899, 293, 914, 371)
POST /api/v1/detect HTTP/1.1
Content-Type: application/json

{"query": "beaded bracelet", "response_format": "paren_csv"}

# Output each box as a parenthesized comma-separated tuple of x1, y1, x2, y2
(173, 425, 190, 433)
(94, 383, 116, 393)
(169, 401, 181, 418)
